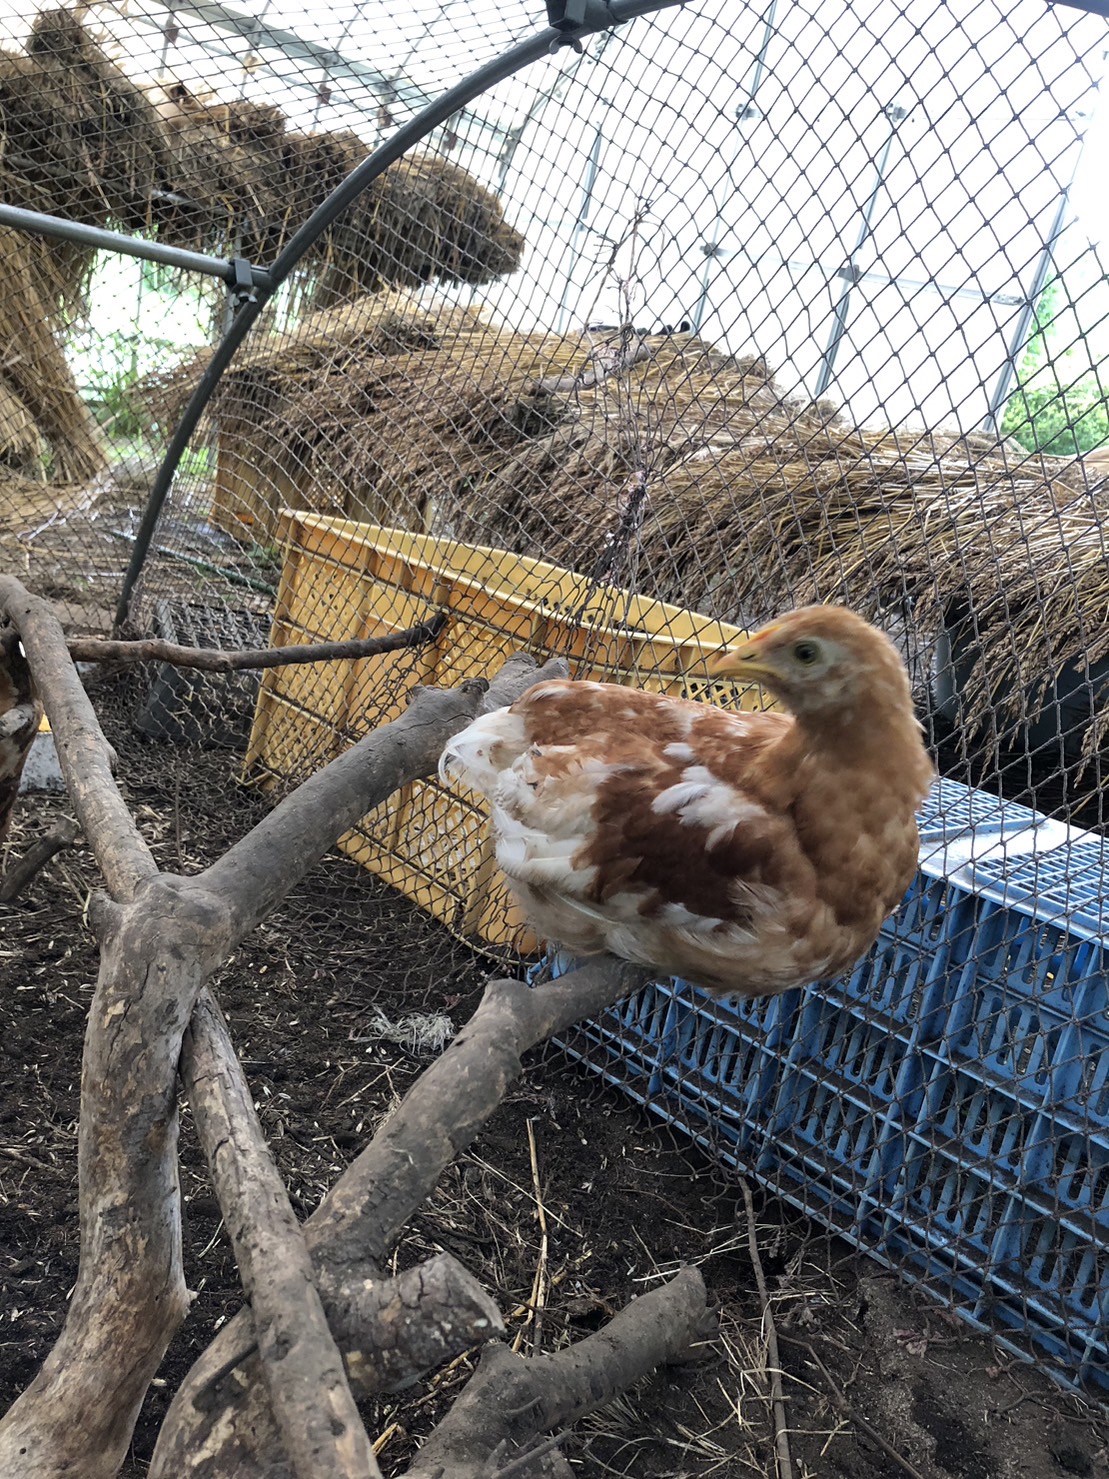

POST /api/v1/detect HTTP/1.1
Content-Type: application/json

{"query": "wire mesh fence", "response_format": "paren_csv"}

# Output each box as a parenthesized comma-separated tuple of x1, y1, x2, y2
(3, 0, 1109, 1396)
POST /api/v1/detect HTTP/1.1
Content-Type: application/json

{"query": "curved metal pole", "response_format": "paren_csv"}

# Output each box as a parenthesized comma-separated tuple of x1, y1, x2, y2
(114, 0, 687, 631)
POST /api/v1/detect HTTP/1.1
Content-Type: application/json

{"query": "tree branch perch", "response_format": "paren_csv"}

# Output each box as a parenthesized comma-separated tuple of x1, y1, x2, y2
(67, 617, 446, 673)
(0, 616, 569, 1479)
(0, 576, 156, 901)
(406, 1266, 717, 1479)
(152, 955, 654, 1474)
(182, 991, 382, 1479)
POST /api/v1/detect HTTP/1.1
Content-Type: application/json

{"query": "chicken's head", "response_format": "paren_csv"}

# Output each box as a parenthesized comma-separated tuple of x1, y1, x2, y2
(706, 605, 913, 722)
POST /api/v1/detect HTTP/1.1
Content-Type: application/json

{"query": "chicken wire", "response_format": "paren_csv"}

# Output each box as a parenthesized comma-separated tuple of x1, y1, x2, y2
(3, 0, 1109, 1393)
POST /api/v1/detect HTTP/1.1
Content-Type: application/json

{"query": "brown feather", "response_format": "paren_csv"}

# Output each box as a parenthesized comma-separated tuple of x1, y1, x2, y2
(441, 606, 935, 997)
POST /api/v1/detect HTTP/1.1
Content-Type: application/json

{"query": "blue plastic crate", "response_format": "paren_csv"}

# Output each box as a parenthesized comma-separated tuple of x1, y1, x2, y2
(969, 834, 1109, 942)
(555, 975, 799, 1158)
(915, 775, 1030, 838)
(548, 783, 1109, 1392)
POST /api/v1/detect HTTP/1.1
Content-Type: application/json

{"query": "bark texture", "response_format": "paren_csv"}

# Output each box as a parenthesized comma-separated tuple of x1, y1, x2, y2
(0, 575, 720, 1478)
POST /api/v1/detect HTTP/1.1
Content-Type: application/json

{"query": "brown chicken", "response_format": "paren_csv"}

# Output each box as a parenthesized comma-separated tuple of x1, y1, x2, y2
(440, 605, 935, 997)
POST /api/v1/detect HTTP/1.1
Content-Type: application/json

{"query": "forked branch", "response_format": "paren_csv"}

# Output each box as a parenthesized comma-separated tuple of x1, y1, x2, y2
(182, 991, 382, 1479)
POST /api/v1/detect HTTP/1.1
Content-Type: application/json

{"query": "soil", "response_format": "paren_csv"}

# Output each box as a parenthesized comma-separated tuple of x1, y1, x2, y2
(1, 670, 1106, 1478)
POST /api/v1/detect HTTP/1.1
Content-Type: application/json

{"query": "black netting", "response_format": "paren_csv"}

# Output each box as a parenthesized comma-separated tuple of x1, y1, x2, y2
(3, 0, 1109, 1423)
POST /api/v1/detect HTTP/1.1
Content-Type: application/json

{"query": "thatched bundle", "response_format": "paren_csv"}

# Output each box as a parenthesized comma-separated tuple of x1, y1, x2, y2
(0, 376, 46, 476)
(0, 9, 522, 313)
(152, 295, 754, 537)
(0, 227, 104, 482)
(0, 6, 167, 483)
(0, 8, 171, 306)
(0, 6, 522, 496)
(158, 295, 1109, 751)
(151, 85, 524, 302)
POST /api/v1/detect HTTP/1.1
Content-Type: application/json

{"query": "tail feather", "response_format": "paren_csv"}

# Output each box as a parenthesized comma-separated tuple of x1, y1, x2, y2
(438, 705, 527, 796)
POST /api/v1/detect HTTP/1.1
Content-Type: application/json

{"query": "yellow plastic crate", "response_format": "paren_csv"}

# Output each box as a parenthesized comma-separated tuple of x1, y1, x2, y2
(245, 512, 770, 954)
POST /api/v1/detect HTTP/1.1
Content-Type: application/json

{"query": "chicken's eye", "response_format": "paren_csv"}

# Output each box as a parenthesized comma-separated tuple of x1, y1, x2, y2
(792, 640, 821, 666)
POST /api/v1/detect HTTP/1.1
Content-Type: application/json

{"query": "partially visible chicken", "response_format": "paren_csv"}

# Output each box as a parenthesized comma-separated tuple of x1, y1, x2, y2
(440, 606, 934, 997)
(0, 630, 42, 849)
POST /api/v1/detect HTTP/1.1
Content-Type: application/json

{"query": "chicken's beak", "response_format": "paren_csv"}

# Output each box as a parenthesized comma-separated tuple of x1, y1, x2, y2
(704, 642, 775, 684)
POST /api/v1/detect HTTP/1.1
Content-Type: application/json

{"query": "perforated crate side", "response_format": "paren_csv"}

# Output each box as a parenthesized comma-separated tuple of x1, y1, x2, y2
(819, 872, 977, 1033)
(877, 1121, 1109, 1383)
(938, 908, 1109, 1119)
(969, 835, 1109, 943)
(915, 776, 1022, 837)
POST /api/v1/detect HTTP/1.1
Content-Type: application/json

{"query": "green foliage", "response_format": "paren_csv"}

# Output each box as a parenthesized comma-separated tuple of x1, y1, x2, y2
(1002, 375, 1109, 457)
(1002, 276, 1108, 456)
(80, 327, 168, 439)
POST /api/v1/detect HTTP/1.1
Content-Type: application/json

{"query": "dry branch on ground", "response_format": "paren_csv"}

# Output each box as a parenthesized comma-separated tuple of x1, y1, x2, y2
(0, 573, 717, 1479)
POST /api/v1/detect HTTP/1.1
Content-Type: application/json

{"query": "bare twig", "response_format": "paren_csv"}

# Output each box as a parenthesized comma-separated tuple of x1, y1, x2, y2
(0, 576, 157, 901)
(742, 1180, 794, 1479)
(489, 1431, 575, 1479)
(0, 817, 80, 901)
(67, 616, 446, 673)
(513, 1119, 549, 1357)
(182, 991, 381, 1479)
(790, 1337, 928, 1479)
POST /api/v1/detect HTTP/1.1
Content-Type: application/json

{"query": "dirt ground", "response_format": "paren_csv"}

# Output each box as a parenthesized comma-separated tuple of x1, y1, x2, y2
(1, 670, 1106, 1478)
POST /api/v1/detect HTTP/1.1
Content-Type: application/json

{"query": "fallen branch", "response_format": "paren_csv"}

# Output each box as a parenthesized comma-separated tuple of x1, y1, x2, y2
(0, 817, 80, 902)
(67, 617, 446, 673)
(0, 872, 230, 1479)
(153, 955, 652, 1473)
(312, 957, 654, 1273)
(182, 991, 381, 1479)
(406, 1266, 717, 1479)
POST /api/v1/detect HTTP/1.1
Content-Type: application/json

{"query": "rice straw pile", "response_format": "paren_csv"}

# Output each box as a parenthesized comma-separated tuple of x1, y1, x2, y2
(151, 87, 524, 304)
(0, 9, 523, 313)
(159, 294, 1109, 749)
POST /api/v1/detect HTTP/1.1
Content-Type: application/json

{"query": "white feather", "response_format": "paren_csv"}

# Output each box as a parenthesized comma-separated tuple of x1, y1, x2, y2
(438, 706, 526, 793)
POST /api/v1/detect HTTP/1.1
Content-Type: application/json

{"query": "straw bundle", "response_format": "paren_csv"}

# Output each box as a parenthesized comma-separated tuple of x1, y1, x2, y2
(152, 86, 524, 304)
(151, 294, 593, 537)
(0, 378, 45, 476)
(0, 9, 521, 312)
(162, 297, 1109, 750)
(0, 226, 104, 483)
(0, 8, 171, 306)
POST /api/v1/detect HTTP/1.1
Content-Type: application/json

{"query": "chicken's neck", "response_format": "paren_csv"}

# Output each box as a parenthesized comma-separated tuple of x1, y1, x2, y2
(758, 701, 933, 813)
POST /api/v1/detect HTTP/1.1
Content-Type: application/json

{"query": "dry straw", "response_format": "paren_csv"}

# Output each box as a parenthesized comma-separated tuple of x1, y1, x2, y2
(159, 294, 1109, 749)
(0, 7, 523, 525)
(150, 87, 524, 304)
